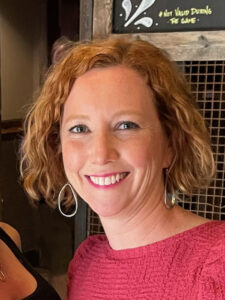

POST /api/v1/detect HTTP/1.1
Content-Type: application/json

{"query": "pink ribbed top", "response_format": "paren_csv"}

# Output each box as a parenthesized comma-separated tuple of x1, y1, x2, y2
(67, 221, 225, 299)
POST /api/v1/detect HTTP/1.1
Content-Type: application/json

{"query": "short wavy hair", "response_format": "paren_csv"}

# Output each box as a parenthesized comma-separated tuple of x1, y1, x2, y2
(20, 38, 215, 207)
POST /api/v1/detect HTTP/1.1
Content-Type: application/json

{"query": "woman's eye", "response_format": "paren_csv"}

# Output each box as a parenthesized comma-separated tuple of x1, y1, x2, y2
(117, 121, 140, 130)
(69, 125, 89, 133)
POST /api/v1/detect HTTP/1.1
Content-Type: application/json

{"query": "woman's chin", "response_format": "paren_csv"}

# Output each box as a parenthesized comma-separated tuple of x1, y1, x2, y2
(90, 204, 124, 219)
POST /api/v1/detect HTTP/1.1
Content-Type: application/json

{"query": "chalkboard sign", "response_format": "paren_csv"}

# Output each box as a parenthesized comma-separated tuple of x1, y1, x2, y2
(113, 0, 225, 33)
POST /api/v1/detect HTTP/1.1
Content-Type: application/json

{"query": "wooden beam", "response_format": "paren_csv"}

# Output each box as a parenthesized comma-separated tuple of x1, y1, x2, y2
(74, 0, 94, 251)
(93, 0, 225, 61)
(80, 0, 93, 41)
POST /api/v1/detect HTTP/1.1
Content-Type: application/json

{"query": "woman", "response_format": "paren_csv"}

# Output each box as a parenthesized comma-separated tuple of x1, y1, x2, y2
(20, 38, 225, 299)
(0, 222, 61, 300)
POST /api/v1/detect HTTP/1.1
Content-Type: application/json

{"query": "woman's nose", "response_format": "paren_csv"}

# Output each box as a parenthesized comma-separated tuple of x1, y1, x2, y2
(89, 132, 119, 165)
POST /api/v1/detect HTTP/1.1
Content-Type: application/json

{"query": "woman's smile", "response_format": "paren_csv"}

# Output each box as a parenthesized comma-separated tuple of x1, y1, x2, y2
(85, 172, 129, 188)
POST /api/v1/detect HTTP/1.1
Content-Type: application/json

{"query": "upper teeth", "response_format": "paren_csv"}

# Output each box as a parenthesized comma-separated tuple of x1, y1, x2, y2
(90, 173, 127, 186)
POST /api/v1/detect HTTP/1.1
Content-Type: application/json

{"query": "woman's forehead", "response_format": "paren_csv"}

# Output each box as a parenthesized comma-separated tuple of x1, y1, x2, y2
(68, 66, 153, 105)
(67, 65, 146, 98)
(62, 66, 161, 126)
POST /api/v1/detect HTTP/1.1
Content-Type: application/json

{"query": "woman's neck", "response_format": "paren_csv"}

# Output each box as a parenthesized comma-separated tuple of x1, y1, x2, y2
(100, 202, 208, 251)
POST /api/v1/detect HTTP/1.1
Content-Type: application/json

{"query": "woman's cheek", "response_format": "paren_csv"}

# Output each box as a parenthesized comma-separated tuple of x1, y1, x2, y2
(62, 141, 84, 174)
(125, 139, 153, 168)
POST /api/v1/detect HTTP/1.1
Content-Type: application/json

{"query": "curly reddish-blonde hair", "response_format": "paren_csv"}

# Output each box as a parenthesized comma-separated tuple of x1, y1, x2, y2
(20, 38, 215, 207)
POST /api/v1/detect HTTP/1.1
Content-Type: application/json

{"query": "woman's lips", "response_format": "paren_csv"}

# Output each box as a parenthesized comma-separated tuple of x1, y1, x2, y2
(85, 172, 129, 188)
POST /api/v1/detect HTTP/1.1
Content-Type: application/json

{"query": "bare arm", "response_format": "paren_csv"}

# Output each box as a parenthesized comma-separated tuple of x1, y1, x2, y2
(0, 222, 22, 251)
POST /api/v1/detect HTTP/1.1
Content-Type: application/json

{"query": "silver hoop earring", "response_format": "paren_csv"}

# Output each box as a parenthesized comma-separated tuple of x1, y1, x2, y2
(164, 169, 176, 209)
(164, 190, 176, 209)
(58, 183, 78, 217)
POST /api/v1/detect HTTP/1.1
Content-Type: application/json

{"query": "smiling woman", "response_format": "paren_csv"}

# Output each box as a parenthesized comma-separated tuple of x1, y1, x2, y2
(20, 38, 225, 299)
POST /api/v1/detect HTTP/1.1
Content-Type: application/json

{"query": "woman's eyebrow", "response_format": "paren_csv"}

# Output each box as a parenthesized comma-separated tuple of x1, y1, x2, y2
(112, 110, 142, 118)
(64, 115, 90, 123)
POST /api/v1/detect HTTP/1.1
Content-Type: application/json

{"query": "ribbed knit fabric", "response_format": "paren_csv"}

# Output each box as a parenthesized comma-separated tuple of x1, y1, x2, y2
(67, 221, 225, 299)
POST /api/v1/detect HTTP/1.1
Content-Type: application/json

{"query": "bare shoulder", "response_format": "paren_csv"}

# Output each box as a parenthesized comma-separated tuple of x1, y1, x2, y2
(0, 222, 22, 250)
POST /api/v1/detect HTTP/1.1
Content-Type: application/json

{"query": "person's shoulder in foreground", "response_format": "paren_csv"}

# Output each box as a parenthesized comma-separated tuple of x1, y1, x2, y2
(67, 221, 225, 300)
(0, 221, 22, 249)
(0, 222, 62, 300)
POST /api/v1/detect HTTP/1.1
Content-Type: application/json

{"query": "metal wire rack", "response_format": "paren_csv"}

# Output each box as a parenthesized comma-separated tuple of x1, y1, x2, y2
(177, 61, 225, 220)
(87, 60, 225, 236)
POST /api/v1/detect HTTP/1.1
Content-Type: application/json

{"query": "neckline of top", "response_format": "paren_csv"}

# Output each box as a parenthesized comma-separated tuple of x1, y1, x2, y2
(102, 220, 224, 259)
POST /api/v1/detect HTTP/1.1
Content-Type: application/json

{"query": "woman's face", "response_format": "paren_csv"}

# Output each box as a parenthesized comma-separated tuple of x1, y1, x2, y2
(61, 66, 172, 217)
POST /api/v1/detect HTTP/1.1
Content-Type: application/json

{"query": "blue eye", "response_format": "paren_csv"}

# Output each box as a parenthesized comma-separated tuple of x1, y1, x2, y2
(117, 121, 140, 130)
(69, 124, 89, 133)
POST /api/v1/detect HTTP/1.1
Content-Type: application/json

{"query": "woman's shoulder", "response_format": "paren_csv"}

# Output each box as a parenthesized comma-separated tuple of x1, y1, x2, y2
(0, 222, 22, 250)
(185, 220, 225, 253)
(68, 235, 107, 276)
(76, 234, 107, 256)
(197, 224, 225, 299)
(201, 221, 225, 258)
(70, 235, 107, 262)
(200, 220, 225, 242)
(202, 221, 225, 256)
